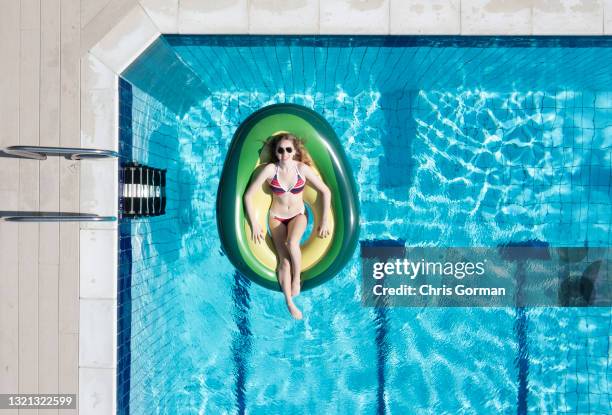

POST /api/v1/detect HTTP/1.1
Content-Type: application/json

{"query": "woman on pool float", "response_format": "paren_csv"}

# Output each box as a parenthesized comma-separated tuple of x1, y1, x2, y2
(243, 132, 331, 320)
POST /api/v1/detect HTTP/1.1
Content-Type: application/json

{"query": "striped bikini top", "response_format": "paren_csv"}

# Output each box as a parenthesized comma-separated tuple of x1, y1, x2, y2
(268, 163, 305, 195)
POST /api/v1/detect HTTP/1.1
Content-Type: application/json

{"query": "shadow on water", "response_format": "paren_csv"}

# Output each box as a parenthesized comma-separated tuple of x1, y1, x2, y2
(117, 77, 206, 414)
(577, 153, 612, 188)
(122, 37, 210, 117)
(378, 91, 417, 191)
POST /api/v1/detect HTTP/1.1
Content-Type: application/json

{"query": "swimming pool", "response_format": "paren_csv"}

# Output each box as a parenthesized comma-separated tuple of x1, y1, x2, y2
(117, 36, 612, 414)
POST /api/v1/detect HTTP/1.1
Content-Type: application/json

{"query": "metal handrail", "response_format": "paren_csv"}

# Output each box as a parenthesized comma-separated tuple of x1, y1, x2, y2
(0, 212, 117, 222)
(1, 146, 118, 160)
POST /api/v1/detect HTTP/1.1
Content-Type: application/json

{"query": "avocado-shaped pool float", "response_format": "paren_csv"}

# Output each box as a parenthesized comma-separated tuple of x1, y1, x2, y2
(216, 103, 359, 291)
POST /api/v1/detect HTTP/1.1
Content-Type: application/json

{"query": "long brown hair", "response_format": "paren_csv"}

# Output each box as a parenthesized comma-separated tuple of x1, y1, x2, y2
(263, 132, 313, 166)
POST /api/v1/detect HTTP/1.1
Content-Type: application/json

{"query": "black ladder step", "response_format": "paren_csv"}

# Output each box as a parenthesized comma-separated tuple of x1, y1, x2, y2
(120, 163, 167, 218)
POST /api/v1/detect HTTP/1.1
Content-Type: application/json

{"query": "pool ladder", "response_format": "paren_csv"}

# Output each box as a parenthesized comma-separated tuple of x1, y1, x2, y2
(120, 163, 167, 218)
(0, 145, 118, 222)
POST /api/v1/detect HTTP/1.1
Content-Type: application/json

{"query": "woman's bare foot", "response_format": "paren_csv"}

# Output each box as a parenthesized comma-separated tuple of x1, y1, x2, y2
(286, 300, 303, 320)
(291, 278, 301, 297)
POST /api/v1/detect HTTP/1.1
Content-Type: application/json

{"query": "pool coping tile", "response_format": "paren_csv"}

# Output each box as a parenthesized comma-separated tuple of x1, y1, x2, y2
(461, 0, 532, 35)
(79, 299, 117, 368)
(320, 0, 390, 34)
(80, 229, 118, 299)
(390, 0, 461, 35)
(90, 3, 161, 74)
(178, 0, 249, 34)
(249, 0, 319, 34)
(533, 0, 605, 35)
(79, 367, 116, 415)
(139, 0, 180, 33)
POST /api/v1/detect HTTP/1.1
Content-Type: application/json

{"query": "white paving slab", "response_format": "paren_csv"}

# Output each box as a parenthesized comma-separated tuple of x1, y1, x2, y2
(461, 0, 532, 35)
(249, 0, 319, 34)
(81, 88, 117, 150)
(606, 0, 612, 34)
(179, 0, 249, 34)
(533, 0, 604, 35)
(79, 299, 117, 368)
(79, 158, 119, 230)
(390, 0, 460, 34)
(82, 52, 115, 91)
(90, 3, 160, 73)
(80, 229, 118, 299)
(140, 0, 179, 33)
(79, 367, 116, 415)
(320, 0, 390, 34)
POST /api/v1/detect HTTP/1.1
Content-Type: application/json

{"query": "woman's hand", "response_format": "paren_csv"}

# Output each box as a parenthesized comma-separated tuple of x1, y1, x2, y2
(251, 223, 265, 244)
(317, 219, 330, 238)
(300, 165, 332, 239)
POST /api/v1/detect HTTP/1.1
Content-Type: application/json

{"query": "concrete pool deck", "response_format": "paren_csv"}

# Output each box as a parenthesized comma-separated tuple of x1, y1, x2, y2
(1, 0, 611, 413)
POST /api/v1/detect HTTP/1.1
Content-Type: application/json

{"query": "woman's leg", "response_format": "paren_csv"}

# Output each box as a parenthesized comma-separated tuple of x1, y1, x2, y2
(286, 213, 308, 296)
(269, 216, 302, 319)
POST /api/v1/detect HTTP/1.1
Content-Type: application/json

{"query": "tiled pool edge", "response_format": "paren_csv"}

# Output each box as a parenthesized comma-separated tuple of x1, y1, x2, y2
(77, 1, 612, 413)
(117, 79, 134, 415)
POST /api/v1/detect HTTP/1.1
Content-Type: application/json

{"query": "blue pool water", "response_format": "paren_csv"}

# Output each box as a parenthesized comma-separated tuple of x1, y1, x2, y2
(118, 36, 612, 414)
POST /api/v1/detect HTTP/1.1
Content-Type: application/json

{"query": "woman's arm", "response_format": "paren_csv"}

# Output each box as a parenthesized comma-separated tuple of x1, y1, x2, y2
(243, 164, 274, 243)
(300, 163, 331, 237)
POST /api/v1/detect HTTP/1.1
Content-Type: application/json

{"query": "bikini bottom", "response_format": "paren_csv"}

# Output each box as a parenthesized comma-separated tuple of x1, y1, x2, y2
(272, 206, 307, 226)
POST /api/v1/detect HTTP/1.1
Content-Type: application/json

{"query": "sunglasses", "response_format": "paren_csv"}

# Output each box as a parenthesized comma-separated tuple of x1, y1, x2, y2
(276, 146, 293, 154)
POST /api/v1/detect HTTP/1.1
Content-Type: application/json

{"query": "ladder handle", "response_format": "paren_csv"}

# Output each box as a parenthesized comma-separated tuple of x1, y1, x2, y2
(2, 146, 118, 160)
(0, 213, 117, 222)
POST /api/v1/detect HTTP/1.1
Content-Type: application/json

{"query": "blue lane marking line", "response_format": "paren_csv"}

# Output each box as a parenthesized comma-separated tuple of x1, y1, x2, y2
(361, 239, 406, 415)
(231, 272, 253, 415)
(515, 307, 529, 415)
(374, 306, 389, 415)
(499, 240, 550, 415)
